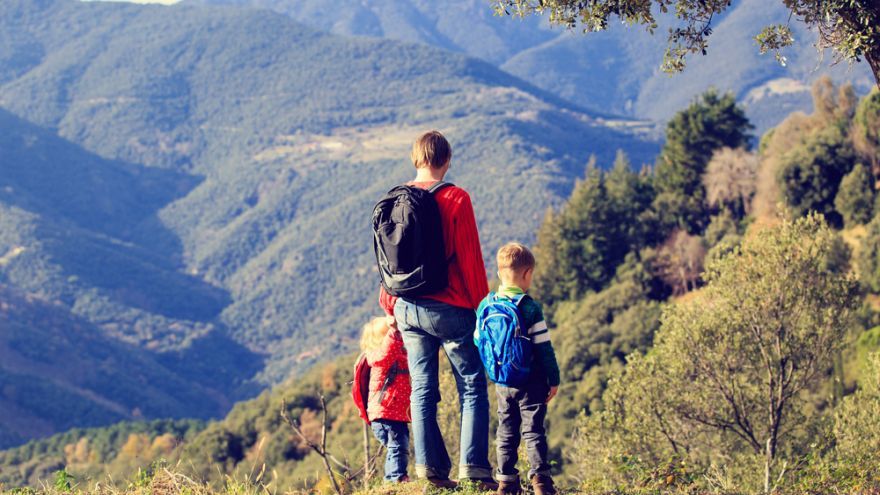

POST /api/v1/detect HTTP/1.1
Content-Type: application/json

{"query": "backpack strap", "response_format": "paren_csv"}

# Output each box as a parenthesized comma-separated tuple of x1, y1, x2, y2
(427, 181, 454, 194)
(495, 292, 526, 337)
(495, 292, 526, 307)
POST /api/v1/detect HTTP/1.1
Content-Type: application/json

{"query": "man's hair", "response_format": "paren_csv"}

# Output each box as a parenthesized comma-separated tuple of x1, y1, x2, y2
(497, 242, 536, 274)
(411, 130, 452, 169)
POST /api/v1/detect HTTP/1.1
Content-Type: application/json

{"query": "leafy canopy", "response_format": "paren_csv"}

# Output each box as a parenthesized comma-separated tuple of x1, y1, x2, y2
(493, 0, 880, 84)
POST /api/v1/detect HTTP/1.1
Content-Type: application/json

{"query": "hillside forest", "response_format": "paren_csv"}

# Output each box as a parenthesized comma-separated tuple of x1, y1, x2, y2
(3, 78, 880, 495)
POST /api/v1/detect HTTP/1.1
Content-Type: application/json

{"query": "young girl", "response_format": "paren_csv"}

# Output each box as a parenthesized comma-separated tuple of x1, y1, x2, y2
(361, 316, 411, 482)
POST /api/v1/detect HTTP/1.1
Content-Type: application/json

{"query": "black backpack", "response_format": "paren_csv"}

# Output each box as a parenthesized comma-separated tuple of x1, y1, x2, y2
(372, 181, 452, 298)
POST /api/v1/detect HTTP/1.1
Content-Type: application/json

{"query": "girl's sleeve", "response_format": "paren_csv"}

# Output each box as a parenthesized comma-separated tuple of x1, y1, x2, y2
(453, 192, 490, 309)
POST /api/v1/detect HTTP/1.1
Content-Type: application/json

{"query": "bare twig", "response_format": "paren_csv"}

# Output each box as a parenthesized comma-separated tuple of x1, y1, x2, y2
(362, 423, 371, 490)
(280, 397, 344, 495)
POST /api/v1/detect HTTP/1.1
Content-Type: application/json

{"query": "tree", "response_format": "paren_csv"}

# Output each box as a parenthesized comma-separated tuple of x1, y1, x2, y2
(493, 0, 880, 86)
(653, 90, 752, 234)
(532, 162, 626, 308)
(833, 352, 880, 460)
(652, 229, 706, 295)
(858, 214, 880, 293)
(754, 78, 858, 220)
(557, 165, 618, 297)
(777, 121, 856, 226)
(552, 253, 663, 420)
(703, 147, 759, 219)
(531, 208, 565, 314)
(853, 88, 880, 176)
(834, 162, 875, 226)
(605, 151, 658, 250)
(575, 214, 858, 493)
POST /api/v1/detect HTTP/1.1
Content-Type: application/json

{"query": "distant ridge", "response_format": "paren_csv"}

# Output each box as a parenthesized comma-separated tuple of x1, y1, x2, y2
(189, 0, 875, 133)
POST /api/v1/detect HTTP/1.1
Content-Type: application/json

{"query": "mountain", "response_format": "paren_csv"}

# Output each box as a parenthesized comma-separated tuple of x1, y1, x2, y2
(0, 0, 658, 445)
(0, 107, 263, 448)
(189, 0, 876, 134)
(0, 284, 220, 449)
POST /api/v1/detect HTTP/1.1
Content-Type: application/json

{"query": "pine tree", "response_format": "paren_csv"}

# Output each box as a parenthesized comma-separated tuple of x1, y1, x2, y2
(605, 151, 657, 251)
(531, 207, 565, 314)
(652, 90, 752, 234)
(557, 164, 614, 299)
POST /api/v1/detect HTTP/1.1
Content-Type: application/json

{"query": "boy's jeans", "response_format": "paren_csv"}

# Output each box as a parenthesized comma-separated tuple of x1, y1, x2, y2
(370, 419, 410, 482)
(394, 297, 492, 481)
(495, 381, 552, 481)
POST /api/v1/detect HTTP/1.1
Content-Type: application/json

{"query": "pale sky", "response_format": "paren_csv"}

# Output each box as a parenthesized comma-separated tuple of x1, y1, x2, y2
(86, 0, 181, 4)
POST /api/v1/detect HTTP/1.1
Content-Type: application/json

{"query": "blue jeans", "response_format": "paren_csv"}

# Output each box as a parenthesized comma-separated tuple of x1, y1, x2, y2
(371, 419, 410, 482)
(394, 297, 492, 480)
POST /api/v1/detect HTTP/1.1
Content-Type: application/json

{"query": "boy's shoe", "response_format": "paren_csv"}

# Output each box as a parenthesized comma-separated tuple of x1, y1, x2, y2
(530, 475, 556, 495)
(496, 480, 521, 495)
(425, 477, 458, 490)
(461, 478, 499, 491)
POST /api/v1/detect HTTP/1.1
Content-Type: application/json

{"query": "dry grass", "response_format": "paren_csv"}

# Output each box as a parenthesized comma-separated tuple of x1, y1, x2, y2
(0, 466, 504, 495)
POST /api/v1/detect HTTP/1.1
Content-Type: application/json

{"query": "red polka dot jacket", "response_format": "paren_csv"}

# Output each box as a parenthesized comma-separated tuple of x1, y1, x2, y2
(364, 329, 411, 423)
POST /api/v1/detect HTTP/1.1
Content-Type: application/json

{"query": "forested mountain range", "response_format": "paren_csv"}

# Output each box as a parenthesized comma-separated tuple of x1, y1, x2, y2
(188, 0, 875, 132)
(4, 75, 878, 495)
(0, 0, 658, 447)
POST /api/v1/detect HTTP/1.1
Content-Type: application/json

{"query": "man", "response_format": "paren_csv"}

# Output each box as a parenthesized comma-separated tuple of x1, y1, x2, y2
(378, 130, 494, 489)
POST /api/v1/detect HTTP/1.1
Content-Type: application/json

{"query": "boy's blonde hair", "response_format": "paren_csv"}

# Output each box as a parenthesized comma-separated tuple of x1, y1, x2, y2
(411, 130, 451, 169)
(497, 242, 536, 277)
(360, 317, 391, 352)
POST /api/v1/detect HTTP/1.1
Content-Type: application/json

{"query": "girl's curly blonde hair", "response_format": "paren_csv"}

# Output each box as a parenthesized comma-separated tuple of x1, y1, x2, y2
(360, 317, 391, 352)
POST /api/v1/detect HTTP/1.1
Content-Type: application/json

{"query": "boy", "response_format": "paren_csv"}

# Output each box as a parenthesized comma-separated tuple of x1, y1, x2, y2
(484, 242, 560, 495)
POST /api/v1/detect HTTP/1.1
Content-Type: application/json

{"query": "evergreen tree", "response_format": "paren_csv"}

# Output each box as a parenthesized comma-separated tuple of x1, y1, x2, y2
(531, 207, 565, 314)
(653, 90, 752, 234)
(557, 164, 616, 299)
(605, 151, 657, 251)
(534, 152, 659, 315)
(835, 162, 875, 226)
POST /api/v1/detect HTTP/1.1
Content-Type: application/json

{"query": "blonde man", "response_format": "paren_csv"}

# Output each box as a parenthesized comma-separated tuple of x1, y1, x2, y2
(379, 131, 494, 489)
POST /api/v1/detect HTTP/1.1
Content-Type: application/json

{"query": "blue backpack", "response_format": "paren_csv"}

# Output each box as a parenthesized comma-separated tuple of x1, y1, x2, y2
(475, 292, 532, 387)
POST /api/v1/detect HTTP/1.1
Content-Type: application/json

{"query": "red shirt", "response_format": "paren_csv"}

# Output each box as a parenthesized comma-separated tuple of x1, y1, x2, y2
(379, 181, 489, 313)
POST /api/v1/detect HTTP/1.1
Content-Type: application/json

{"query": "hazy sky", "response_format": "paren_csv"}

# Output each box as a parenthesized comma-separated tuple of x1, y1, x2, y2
(88, 0, 181, 4)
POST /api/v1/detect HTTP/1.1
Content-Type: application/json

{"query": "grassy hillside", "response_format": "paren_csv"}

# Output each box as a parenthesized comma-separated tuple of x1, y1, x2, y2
(0, 0, 659, 445)
(0, 354, 356, 489)
(192, 0, 875, 133)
